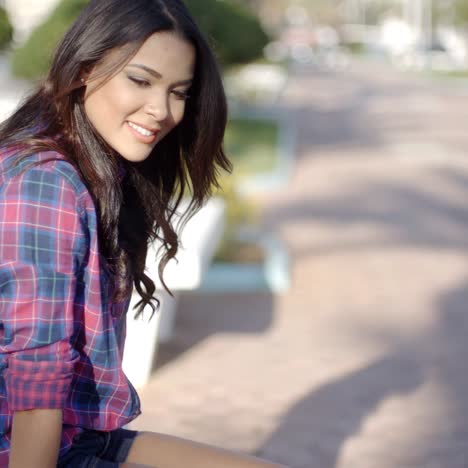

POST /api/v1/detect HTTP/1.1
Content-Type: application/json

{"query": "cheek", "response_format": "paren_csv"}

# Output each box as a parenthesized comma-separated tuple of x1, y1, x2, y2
(171, 102, 187, 127)
(85, 81, 137, 124)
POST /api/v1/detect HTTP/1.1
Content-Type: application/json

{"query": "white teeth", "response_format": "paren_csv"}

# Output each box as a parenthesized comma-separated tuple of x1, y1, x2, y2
(128, 122, 155, 137)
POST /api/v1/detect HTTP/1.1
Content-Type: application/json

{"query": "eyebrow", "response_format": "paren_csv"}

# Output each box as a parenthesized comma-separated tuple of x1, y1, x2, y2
(127, 63, 193, 85)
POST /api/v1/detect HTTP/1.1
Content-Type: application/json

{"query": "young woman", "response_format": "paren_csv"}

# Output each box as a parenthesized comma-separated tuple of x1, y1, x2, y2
(0, 1, 286, 467)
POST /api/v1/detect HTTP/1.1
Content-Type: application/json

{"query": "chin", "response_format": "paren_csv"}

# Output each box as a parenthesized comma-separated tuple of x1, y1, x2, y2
(117, 149, 153, 163)
(121, 155, 151, 163)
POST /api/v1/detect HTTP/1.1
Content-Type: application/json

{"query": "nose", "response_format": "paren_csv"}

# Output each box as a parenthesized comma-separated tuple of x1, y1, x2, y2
(144, 93, 169, 123)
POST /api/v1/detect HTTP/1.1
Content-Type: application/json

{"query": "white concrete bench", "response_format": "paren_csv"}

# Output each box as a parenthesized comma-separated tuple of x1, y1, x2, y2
(0, 96, 21, 122)
(122, 197, 225, 388)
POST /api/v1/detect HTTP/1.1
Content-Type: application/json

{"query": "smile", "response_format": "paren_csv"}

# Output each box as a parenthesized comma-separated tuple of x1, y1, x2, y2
(126, 121, 159, 144)
(127, 121, 157, 137)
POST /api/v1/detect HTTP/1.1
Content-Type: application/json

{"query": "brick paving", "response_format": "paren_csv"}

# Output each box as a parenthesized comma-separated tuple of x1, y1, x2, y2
(131, 61, 468, 467)
(130, 62, 468, 467)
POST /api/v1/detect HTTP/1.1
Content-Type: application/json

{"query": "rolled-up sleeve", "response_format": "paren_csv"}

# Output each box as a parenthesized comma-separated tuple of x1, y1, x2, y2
(0, 166, 88, 410)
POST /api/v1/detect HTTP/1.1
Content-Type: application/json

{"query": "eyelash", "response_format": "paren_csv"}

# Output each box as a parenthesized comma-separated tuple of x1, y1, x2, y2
(128, 76, 150, 88)
(172, 90, 190, 101)
(128, 76, 190, 100)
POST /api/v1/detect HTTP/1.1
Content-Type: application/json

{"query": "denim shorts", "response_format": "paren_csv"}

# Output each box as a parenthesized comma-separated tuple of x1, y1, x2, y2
(57, 428, 139, 467)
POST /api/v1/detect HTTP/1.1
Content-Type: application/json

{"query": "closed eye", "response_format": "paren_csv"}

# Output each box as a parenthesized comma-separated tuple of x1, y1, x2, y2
(172, 90, 190, 100)
(128, 76, 151, 88)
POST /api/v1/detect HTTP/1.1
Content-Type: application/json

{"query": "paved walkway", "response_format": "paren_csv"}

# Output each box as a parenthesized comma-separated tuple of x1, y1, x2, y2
(132, 61, 468, 468)
(3, 52, 468, 467)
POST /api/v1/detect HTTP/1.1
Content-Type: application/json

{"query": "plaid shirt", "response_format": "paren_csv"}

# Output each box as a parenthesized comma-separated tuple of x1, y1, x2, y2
(0, 150, 141, 464)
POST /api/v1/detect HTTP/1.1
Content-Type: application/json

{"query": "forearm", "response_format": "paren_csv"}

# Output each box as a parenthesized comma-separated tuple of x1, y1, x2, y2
(9, 408, 62, 468)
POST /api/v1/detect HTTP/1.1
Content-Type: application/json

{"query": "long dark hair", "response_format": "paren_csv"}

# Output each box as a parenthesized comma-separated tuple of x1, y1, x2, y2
(0, 0, 231, 317)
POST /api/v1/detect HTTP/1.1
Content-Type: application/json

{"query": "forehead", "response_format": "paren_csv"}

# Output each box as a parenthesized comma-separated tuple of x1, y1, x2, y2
(128, 30, 195, 80)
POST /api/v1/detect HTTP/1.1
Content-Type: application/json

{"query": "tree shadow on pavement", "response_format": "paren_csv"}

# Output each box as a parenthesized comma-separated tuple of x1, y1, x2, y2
(255, 276, 468, 468)
(154, 292, 274, 370)
(264, 168, 468, 261)
(249, 67, 468, 468)
(423, 278, 468, 466)
(288, 69, 431, 159)
(254, 166, 468, 467)
(256, 354, 423, 468)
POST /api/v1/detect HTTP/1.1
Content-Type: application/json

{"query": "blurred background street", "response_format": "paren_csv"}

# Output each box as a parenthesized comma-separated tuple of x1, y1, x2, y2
(2, 1, 468, 467)
(131, 58, 468, 468)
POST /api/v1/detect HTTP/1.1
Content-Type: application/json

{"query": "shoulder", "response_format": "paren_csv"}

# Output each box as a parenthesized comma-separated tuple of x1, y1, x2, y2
(0, 149, 90, 208)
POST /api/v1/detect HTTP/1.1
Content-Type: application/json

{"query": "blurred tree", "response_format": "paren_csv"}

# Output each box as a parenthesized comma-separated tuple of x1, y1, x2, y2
(11, 0, 88, 78)
(12, 0, 269, 78)
(0, 5, 13, 50)
(428, 0, 468, 29)
(453, 0, 468, 26)
(185, 0, 269, 65)
(229, 0, 346, 28)
(364, 0, 399, 25)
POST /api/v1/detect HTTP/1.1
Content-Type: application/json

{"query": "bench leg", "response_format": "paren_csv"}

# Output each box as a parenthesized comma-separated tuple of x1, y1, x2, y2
(123, 291, 179, 388)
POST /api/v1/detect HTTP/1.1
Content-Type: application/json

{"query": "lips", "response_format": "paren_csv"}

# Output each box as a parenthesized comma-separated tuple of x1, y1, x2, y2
(126, 121, 159, 144)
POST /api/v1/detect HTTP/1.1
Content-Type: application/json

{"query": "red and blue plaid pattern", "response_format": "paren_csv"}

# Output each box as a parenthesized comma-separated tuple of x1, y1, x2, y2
(0, 150, 141, 464)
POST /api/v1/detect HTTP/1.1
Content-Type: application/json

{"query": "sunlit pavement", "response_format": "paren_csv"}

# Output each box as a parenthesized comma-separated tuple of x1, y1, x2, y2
(131, 60, 468, 468)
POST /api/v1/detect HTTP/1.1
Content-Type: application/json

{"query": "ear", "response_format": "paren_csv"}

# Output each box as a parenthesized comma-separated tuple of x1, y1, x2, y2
(79, 65, 93, 86)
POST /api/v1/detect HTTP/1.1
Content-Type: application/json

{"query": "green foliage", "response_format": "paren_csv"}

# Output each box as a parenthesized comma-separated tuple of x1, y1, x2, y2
(11, 0, 89, 79)
(185, 0, 269, 66)
(214, 175, 259, 262)
(454, 0, 468, 26)
(364, 1, 394, 25)
(343, 42, 365, 55)
(11, 0, 268, 78)
(217, 175, 258, 234)
(224, 118, 278, 176)
(430, 0, 468, 27)
(0, 6, 13, 50)
(214, 116, 278, 261)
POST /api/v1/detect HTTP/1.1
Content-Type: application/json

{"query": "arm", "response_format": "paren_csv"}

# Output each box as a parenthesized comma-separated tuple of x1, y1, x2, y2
(9, 409, 62, 468)
(0, 165, 89, 465)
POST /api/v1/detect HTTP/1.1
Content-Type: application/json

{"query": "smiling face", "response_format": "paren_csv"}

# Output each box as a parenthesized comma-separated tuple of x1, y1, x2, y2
(83, 30, 196, 163)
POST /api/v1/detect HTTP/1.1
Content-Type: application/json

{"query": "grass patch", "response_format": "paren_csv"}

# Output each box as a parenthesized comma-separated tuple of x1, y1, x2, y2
(214, 239, 264, 263)
(224, 117, 279, 177)
(215, 117, 279, 264)
(433, 69, 468, 78)
(420, 68, 468, 80)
